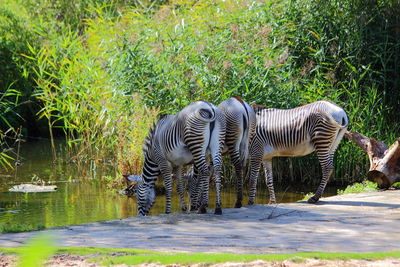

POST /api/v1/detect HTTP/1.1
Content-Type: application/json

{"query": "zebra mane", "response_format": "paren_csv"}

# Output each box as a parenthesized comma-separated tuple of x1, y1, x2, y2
(142, 114, 172, 154)
(251, 103, 269, 113)
(142, 122, 157, 154)
(231, 96, 244, 104)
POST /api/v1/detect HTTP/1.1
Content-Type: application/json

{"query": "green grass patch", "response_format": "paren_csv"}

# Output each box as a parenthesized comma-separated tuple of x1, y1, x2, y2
(0, 223, 45, 233)
(2, 247, 400, 266)
(391, 182, 400, 189)
(85, 251, 400, 266)
(299, 192, 314, 202)
(337, 180, 378, 195)
(18, 233, 56, 267)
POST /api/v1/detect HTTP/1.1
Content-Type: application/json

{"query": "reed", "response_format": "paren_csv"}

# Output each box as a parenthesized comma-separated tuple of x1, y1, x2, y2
(1, 0, 399, 185)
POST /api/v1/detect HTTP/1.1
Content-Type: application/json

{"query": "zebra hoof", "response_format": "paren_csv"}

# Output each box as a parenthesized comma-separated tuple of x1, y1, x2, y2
(198, 206, 207, 214)
(307, 196, 319, 204)
(181, 206, 187, 212)
(214, 208, 222, 215)
(248, 200, 255, 205)
(268, 201, 276, 205)
(190, 206, 198, 212)
(234, 202, 242, 208)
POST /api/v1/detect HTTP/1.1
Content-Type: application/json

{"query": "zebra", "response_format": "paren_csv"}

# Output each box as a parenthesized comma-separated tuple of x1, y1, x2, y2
(132, 100, 225, 216)
(218, 97, 256, 208)
(184, 110, 226, 214)
(186, 97, 256, 212)
(248, 100, 348, 205)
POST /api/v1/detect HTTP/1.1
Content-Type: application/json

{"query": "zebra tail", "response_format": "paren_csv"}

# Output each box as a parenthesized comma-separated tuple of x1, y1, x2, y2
(239, 114, 249, 163)
(195, 106, 217, 123)
(327, 111, 349, 130)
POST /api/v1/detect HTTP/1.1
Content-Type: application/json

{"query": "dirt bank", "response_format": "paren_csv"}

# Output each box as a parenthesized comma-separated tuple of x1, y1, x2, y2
(1, 190, 400, 254)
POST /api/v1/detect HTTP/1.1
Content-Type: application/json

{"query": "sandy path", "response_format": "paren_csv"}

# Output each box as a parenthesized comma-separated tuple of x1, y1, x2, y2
(1, 190, 400, 254)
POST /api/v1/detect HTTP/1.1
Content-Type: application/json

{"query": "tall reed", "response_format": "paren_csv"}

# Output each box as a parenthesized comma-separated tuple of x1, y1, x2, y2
(2, 0, 399, 185)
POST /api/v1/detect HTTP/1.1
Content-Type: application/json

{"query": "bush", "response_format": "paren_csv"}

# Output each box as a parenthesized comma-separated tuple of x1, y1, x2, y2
(2, 0, 400, 184)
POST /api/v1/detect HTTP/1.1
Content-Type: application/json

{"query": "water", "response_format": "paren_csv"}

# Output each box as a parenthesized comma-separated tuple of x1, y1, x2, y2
(0, 140, 341, 229)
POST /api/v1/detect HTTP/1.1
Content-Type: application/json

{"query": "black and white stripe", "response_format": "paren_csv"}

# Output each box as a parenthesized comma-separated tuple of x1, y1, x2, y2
(248, 100, 349, 204)
(134, 100, 225, 216)
(217, 97, 256, 208)
(186, 107, 226, 214)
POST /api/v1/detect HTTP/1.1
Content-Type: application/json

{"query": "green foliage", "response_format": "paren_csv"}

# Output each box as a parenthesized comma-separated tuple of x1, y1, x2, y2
(18, 233, 56, 267)
(337, 180, 378, 195)
(0, 222, 45, 233)
(299, 192, 314, 202)
(1, 0, 400, 183)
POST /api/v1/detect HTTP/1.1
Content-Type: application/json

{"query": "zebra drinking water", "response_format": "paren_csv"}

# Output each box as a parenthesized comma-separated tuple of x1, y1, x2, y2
(132, 100, 225, 216)
(248, 100, 348, 204)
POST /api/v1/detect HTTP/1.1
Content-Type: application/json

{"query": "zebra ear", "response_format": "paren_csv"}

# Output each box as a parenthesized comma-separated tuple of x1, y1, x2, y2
(124, 175, 142, 182)
(123, 175, 142, 187)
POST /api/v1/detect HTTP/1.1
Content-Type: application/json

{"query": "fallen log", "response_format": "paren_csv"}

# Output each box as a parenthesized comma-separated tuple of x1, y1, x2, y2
(345, 131, 400, 188)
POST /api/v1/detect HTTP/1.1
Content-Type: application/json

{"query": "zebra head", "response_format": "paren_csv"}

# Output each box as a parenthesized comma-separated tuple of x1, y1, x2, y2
(122, 174, 155, 216)
(184, 166, 204, 211)
(122, 174, 141, 196)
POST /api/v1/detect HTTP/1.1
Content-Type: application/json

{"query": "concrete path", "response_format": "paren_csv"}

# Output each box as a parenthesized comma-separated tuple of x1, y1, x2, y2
(1, 190, 400, 254)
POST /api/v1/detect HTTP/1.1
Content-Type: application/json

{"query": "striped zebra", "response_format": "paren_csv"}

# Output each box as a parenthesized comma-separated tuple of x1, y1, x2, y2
(185, 110, 226, 214)
(187, 97, 256, 212)
(248, 100, 348, 204)
(132, 100, 225, 216)
(218, 97, 256, 208)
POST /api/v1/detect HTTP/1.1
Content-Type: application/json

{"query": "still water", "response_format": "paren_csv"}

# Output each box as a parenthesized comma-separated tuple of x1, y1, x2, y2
(0, 140, 339, 229)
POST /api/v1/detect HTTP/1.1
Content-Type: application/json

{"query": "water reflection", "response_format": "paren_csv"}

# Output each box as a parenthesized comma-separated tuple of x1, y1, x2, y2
(0, 140, 340, 228)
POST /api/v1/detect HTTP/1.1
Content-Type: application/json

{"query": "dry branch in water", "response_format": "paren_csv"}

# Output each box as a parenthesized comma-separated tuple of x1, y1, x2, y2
(345, 131, 400, 188)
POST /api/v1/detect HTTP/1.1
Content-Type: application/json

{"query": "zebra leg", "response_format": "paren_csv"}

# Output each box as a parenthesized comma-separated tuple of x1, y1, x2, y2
(175, 166, 187, 212)
(262, 159, 276, 204)
(248, 140, 263, 205)
(230, 149, 244, 208)
(198, 165, 211, 214)
(309, 128, 345, 204)
(234, 163, 244, 208)
(188, 165, 201, 211)
(309, 153, 334, 203)
(160, 166, 174, 214)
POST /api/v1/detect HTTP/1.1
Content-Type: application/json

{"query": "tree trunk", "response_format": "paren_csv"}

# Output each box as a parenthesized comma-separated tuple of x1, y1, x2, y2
(345, 131, 400, 188)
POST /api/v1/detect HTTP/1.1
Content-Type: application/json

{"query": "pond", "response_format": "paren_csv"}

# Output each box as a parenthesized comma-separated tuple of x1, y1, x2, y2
(0, 139, 341, 230)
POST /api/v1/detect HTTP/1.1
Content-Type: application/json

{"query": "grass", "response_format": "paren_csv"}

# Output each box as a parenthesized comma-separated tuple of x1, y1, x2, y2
(298, 180, 379, 201)
(1, 246, 400, 266)
(299, 192, 314, 202)
(0, 223, 45, 233)
(391, 182, 400, 189)
(18, 233, 56, 267)
(93, 251, 400, 265)
(337, 180, 378, 195)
